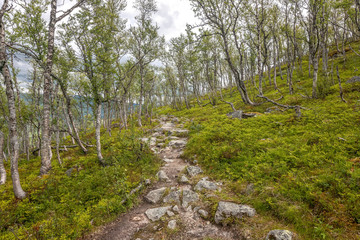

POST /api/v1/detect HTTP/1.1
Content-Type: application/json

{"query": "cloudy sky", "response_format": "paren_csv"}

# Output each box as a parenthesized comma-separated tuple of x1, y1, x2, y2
(13, 0, 199, 90)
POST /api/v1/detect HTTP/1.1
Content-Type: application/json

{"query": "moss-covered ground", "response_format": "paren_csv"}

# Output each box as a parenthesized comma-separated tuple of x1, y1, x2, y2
(158, 48, 360, 239)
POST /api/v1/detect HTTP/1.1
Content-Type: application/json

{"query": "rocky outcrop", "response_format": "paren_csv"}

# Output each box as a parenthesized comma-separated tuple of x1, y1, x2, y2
(214, 201, 256, 225)
(265, 230, 293, 240)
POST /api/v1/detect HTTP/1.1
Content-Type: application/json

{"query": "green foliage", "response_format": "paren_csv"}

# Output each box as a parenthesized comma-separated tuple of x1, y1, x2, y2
(0, 126, 160, 239)
(163, 46, 360, 239)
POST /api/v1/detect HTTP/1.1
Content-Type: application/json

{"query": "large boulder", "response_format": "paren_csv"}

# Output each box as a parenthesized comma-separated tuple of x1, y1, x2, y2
(187, 166, 203, 177)
(145, 187, 167, 204)
(194, 178, 218, 191)
(265, 230, 293, 240)
(214, 201, 256, 225)
(145, 206, 171, 221)
(182, 189, 199, 208)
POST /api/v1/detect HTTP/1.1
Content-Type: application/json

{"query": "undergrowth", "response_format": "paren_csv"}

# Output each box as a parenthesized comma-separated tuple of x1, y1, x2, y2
(0, 120, 161, 239)
(158, 47, 360, 239)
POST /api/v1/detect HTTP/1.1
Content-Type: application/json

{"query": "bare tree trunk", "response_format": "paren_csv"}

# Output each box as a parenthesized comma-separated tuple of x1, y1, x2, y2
(312, 57, 319, 98)
(0, 1, 26, 198)
(95, 101, 104, 165)
(0, 131, 6, 185)
(40, 0, 57, 176)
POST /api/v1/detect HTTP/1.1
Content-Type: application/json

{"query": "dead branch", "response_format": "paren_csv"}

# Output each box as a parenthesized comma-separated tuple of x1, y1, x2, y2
(220, 99, 236, 111)
(257, 95, 307, 118)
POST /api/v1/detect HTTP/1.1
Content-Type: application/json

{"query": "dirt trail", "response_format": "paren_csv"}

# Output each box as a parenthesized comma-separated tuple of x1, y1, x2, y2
(83, 116, 250, 240)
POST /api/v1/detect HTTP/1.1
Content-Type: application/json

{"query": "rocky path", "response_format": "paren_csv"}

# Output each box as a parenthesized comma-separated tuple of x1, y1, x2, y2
(85, 116, 293, 240)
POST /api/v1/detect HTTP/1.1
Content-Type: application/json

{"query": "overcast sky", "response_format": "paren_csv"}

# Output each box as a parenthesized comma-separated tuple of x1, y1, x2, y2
(12, 0, 199, 90)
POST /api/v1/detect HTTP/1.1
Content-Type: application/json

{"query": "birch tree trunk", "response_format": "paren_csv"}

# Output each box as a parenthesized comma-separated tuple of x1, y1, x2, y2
(0, 1, 26, 198)
(0, 131, 6, 185)
(95, 101, 104, 165)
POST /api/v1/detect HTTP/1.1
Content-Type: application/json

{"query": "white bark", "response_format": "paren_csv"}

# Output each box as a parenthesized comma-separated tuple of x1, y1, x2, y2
(0, 131, 6, 185)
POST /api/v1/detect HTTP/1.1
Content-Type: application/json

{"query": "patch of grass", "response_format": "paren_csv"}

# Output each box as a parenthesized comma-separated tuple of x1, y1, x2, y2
(157, 44, 360, 239)
(0, 122, 161, 239)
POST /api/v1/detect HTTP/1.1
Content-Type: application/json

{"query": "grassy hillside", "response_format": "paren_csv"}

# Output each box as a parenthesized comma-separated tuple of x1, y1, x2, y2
(0, 122, 161, 239)
(158, 50, 360, 239)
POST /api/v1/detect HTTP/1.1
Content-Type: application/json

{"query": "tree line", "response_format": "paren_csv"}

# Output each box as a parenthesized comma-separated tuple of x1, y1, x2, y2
(0, 0, 359, 199)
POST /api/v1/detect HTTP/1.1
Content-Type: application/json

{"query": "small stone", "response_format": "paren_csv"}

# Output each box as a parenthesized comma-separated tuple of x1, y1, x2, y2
(65, 168, 74, 177)
(157, 170, 170, 182)
(167, 220, 177, 230)
(193, 160, 198, 164)
(186, 205, 193, 212)
(194, 178, 218, 191)
(132, 216, 142, 222)
(145, 187, 167, 204)
(169, 139, 187, 148)
(145, 206, 171, 221)
(145, 179, 151, 185)
(187, 166, 203, 177)
(173, 205, 179, 213)
(198, 209, 208, 218)
(182, 189, 199, 208)
(214, 201, 256, 225)
(265, 230, 293, 240)
(167, 210, 175, 217)
(179, 175, 189, 183)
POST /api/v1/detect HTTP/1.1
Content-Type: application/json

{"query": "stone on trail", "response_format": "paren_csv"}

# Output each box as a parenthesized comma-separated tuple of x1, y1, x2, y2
(144, 179, 151, 185)
(167, 210, 175, 217)
(156, 170, 170, 182)
(194, 178, 218, 191)
(145, 187, 167, 204)
(145, 206, 171, 221)
(198, 209, 209, 218)
(265, 230, 293, 240)
(214, 201, 256, 225)
(182, 189, 199, 209)
(168, 139, 187, 148)
(179, 175, 189, 183)
(187, 166, 203, 177)
(163, 190, 181, 204)
(167, 220, 177, 230)
(172, 205, 179, 213)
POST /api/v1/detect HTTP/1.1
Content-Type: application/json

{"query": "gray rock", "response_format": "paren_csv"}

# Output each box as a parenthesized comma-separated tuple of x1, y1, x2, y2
(145, 179, 151, 185)
(169, 139, 187, 148)
(265, 230, 293, 240)
(193, 160, 198, 164)
(347, 76, 360, 84)
(182, 189, 199, 208)
(245, 183, 254, 195)
(157, 170, 170, 182)
(163, 190, 181, 204)
(65, 168, 74, 177)
(179, 175, 189, 183)
(167, 220, 177, 230)
(145, 206, 171, 221)
(140, 137, 156, 146)
(145, 187, 167, 204)
(198, 209, 209, 218)
(214, 201, 256, 225)
(173, 205, 179, 213)
(167, 210, 175, 217)
(172, 129, 189, 135)
(187, 166, 203, 177)
(227, 110, 243, 119)
(194, 178, 218, 191)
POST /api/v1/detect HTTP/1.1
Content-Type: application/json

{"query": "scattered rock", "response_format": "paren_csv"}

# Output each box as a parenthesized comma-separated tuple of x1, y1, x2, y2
(182, 189, 199, 208)
(163, 190, 181, 204)
(198, 209, 209, 218)
(167, 210, 175, 217)
(227, 110, 243, 119)
(145, 179, 151, 185)
(145, 206, 171, 221)
(346, 76, 360, 84)
(245, 183, 255, 195)
(187, 166, 203, 177)
(265, 230, 293, 240)
(169, 136, 179, 140)
(194, 178, 218, 191)
(169, 139, 187, 148)
(145, 187, 167, 204)
(157, 170, 170, 182)
(167, 220, 177, 230)
(179, 175, 189, 183)
(193, 160, 198, 164)
(173, 205, 179, 213)
(65, 168, 74, 177)
(214, 201, 256, 225)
